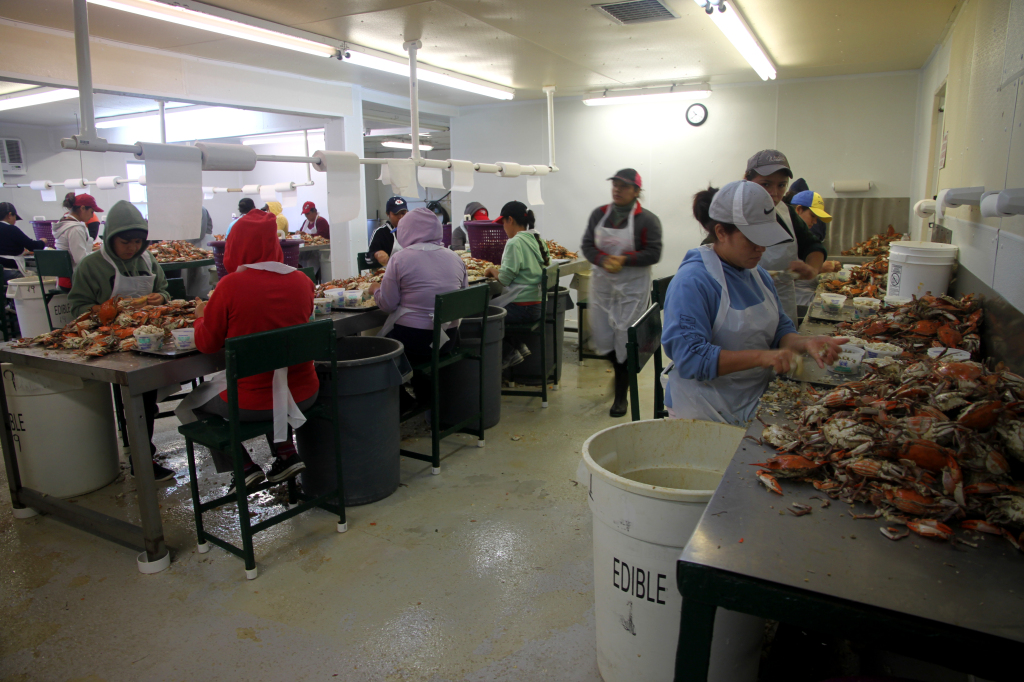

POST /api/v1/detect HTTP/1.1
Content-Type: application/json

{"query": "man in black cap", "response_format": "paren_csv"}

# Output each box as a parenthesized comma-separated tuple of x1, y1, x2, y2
(366, 196, 408, 267)
(0, 202, 47, 293)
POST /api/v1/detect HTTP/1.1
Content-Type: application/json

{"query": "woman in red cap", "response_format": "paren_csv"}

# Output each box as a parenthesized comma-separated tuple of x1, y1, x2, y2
(54, 192, 101, 289)
(183, 209, 318, 493)
(299, 201, 330, 239)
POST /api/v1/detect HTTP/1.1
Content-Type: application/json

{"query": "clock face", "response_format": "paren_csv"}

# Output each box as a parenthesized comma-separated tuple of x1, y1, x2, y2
(686, 103, 708, 126)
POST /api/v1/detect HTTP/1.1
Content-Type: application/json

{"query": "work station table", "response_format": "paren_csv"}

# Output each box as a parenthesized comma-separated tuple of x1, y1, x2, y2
(0, 306, 387, 573)
(672, 305, 1024, 682)
(157, 258, 215, 271)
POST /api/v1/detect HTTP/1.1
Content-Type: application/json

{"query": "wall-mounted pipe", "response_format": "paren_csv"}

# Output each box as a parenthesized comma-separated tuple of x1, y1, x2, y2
(543, 86, 556, 168)
(158, 101, 166, 144)
(72, 0, 97, 142)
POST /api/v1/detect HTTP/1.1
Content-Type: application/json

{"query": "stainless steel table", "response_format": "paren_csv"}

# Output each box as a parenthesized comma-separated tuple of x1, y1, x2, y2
(0, 307, 386, 573)
(158, 258, 214, 271)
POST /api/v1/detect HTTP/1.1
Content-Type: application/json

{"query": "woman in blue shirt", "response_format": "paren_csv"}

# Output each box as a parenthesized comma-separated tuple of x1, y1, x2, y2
(661, 181, 845, 426)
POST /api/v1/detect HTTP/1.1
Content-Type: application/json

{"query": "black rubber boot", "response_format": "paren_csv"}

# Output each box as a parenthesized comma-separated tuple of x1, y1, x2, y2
(609, 358, 629, 418)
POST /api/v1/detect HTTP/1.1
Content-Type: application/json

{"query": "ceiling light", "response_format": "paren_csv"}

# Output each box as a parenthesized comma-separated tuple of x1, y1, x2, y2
(0, 88, 78, 112)
(241, 129, 325, 146)
(343, 50, 514, 100)
(582, 85, 711, 106)
(696, 0, 776, 81)
(381, 140, 434, 151)
(87, 0, 338, 57)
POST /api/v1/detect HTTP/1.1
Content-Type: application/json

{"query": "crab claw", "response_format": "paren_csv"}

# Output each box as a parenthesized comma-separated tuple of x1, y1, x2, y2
(755, 470, 783, 495)
(880, 526, 910, 541)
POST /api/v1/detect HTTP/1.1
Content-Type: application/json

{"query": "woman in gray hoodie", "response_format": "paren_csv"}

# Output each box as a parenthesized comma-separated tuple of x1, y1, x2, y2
(53, 192, 101, 289)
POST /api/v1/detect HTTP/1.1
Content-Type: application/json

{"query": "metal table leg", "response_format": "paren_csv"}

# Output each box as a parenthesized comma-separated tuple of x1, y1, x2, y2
(120, 385, 170, 573)
(0, 367, 34, 517)
(674, 597, 716, 682)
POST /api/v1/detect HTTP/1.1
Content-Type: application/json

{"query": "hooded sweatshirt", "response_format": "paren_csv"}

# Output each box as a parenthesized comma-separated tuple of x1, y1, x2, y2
(68, 201, 170, 315)
(194, 209, 317, 410)
(53, 213, 93, 288)
(374, 207, 467, 330)
(265, 201, 289, 237)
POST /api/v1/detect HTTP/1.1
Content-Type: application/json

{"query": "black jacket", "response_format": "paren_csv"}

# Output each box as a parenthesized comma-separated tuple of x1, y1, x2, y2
(581, 202, 662, 268)
(0, 222, 45, 269)
(365, 223, 396, 267)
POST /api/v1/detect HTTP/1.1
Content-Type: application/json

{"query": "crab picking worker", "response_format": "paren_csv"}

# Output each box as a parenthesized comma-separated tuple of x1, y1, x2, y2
(789, 189, 834, 307)
(451, 201, 489, 251)
(366, 196, 408, 268)
(68, 200, 174, 482)
(662, 181, 846, 426)
(55, 192, 103, 289)
(299, 201, 330, 239)
(0, 202, 47, 288)
(183, 210, 316, 493)
(483, 201, 551, 370)
(580, 168, 662, 418)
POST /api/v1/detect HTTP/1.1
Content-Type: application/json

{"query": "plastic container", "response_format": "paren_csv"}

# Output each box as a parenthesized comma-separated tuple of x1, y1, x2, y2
(314, 298, 331, 315)
(820, 292, 846, 315)
(170, 328, 196, 351)
(886, 241, 958, 299)
(296, 337, 410, 505)
(279, 239, 302, 268)
(828, 345, 865, 375)
(30, 219, 56, 244)
(579, 419, 763, 682)
(852, 297, 881, 311)
(927, 347, 972, 362)
(442, 223, 452, 249)
(509, 286, 572, 386)
(343, 289, 367, 308)
(133, 330, 164, 352)
(863, 342, 902, 359)
(210, 240, 227, 279)
(3, 364, 119, 498)
(464, 220, 509, 264)
(5, 277, 74, 338)
(325, 289, 346, 309)
(439, 305, 506, 430)
(883, 294, 912, 307)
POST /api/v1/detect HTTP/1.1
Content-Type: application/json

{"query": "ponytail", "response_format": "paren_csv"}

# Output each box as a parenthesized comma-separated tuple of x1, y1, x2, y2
(531, 231, 550, 267)
(692, 185, 737, 242)
(62, 192, 77, 212)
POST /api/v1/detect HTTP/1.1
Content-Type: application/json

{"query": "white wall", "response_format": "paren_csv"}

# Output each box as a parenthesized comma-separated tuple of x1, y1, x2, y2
(451, 71, 920, 280)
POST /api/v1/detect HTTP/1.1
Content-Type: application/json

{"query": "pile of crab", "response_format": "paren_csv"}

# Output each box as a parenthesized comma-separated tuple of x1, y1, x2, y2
(754, 353, 1024, 550)
(147, 240, 213, 263)
(819, 255, 889, 299)
(841, 225, 903, 256)
(14, 296, 198, 357)
(836, 293, 982, 357)
(315, 270, 385, 297)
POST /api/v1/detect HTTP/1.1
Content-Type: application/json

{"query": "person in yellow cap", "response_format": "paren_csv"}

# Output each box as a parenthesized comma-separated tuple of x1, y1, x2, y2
(789, 190, 832, 242)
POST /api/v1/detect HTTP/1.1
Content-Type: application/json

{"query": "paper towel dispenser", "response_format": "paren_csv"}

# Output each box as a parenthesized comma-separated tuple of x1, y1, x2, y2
(941, 186, 985, 207)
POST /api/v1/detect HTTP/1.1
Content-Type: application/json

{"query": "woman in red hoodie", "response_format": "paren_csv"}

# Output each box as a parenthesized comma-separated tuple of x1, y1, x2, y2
(191, 209, 318, 492)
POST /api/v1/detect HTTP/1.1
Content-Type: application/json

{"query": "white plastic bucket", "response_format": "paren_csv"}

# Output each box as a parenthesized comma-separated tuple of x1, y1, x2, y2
(5, 277, 74, 338)
(3, 364, 119, 498)
(886, 241, 958, 299)
(579, 419, 763, 682)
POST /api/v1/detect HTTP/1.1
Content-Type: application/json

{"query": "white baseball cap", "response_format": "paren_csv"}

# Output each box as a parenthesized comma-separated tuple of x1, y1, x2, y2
(708, 181, 793, 247)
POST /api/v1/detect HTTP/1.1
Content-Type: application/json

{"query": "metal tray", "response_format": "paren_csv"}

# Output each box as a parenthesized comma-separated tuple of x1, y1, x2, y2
(779, 360, 862, 387)
(331, 304, 379, 313)
(808, 302, 856, 322)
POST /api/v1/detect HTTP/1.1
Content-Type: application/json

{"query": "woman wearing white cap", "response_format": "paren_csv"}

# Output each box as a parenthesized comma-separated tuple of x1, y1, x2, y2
(661, 181, 845, 426)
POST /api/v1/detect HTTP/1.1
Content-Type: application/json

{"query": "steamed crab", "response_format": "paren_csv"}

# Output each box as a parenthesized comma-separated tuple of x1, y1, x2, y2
(823, 418, 877, 449)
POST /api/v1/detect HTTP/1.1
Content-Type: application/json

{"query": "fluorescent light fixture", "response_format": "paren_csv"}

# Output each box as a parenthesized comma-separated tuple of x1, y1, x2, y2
(381, 140, 434, 151)
(0, 88, 78, 112)
(695, 0, 776, 81)
(582, 85, 711, 107)
(343, 50, 514, 100)
(240, 129, 325, 146)
(87, 0, 338, 57)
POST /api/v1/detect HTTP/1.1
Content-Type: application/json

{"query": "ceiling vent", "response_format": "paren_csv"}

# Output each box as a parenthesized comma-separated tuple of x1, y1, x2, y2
(594, 0, 680, 25)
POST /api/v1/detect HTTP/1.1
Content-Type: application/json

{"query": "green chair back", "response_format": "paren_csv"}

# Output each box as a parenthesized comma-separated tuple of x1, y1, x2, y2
(165, 278, 187, 300)
(33, 250, 75, 331)
(626, 303, 665, 422)
(226, 320, 335, 383)
(299, 266, 316, 283)
(357, 251, 379, 273)
(652, 275, 673, 309)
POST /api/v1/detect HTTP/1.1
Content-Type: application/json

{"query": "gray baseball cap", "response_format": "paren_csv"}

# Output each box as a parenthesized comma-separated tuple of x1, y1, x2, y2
(709, 181, 793, 247)
(746, 149, 793, 178)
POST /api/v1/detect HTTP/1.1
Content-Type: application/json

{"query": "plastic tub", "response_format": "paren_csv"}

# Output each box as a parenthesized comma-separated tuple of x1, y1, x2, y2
(828, 345, 865, 375)
(314, 298, 331, 315)
(883, 295, 912, 307)
(579, 419, 763, 682)
(508, 286, 572, 386)
(343, 289, 366, 308)
(170, 328, 196, 351)
(820, 292, 846, 315)
(3, 364, 119, 498)
(927, 347, 972, 362)
(325, 289, 346, 309)
(464, 220, 509, 264)
(297, 336, 410, 505)
(439, 305, 506, 430)
(442, 223, 452, 249)
(886, 241, 958, 299)
(279, 239, 302, 268)
(133, 330, 164, 352)
(5, 277, 74, 338)
(863, 342, 902, 359)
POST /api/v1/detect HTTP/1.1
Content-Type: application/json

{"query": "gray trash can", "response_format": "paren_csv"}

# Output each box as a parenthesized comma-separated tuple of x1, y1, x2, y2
(508, 286, 571, 386)
(296, 336, 410, 506)
(439, 305, 506, 430)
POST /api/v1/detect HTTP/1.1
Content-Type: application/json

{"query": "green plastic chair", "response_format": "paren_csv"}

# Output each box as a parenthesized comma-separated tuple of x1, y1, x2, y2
(400, 285, 490, 474)
(652, 275, 673, 310)
(178, 320, 345, 579)
(626, 302, 666, 421)
(299, 266, 316, 283)
(165, 277, 187, 300)
(503, 263, 560, 407)
(33, 249, 74, 331)
(357, 251, 380, 274)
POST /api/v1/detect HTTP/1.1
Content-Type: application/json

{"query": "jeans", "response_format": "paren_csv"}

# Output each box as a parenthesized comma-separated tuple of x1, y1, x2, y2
(502, 303, 541, 356)
(195, 391, 319, 473)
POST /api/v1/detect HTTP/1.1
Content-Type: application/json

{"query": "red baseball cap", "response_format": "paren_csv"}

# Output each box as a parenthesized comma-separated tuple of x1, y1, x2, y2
(608, 168, 642, 189)
(302, 201, 316, 214)
(74, 193, 103, 212)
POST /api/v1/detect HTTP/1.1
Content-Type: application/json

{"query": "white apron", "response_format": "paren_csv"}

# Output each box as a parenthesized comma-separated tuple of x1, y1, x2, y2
(668, 245, 779, 427)
(299, 218, 316, 235)
(760, 204, 800, 325)
(175, 261, 307, 442)
(101, 247, 157, 299)
(588, 205, 651, 363)
(376, 243, 456, 347)
(390, 227, 403, 257)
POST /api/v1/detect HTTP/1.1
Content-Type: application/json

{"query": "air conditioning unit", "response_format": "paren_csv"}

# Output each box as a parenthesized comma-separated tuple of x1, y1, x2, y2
(0, 138, 26, 176)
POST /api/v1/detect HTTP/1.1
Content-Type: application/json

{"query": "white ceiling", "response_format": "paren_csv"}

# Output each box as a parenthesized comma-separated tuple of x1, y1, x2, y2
(0, 0, 961, 106)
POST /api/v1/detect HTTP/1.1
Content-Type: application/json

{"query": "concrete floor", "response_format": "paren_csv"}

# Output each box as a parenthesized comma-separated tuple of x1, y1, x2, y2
(0, 344, 657, 681)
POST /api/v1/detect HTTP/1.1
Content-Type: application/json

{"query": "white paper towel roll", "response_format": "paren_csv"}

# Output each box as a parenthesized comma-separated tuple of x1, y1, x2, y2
(527, 177, 544, 205)
(259, 185, 277, 201)
(194, 142, 257, 172)
(63, 178, 86, 189)
(913, 199, 936, 219)
(40, 189, 56, 202)
(377, 163, 391, 186)
(935, 188, 950, 220)
(531, 165, 551, 177)
(280, 190, 298, 208)
(274, 182, 296, 192)
(497, 162, 521, 178)
(95, 176, 124, 190)
(832, 180, 871, 193)
(417, 166, 446, 189)
(448, 160, 475, 192)
(242, 184, 260, 195)
(312, 150, 361, 223)
(135, 141, 203, 241)
(386, 159, 418, 198)
(981, 192, 1013, 218)
(29, 180, 52, 191)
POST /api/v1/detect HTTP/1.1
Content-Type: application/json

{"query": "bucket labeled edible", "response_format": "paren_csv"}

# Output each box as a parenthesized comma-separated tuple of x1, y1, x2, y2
(886, 241, 957, 299)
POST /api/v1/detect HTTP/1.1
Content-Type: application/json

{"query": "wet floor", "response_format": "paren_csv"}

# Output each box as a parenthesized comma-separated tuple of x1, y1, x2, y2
(0, 344, 659, 681)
